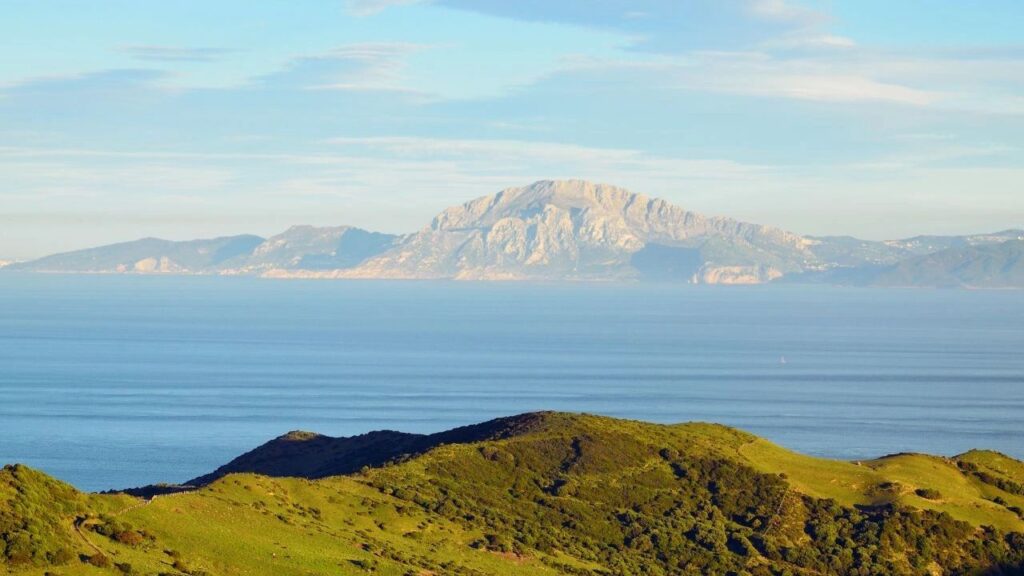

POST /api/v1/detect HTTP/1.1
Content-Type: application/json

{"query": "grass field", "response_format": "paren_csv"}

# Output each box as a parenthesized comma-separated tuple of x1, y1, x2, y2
(5, 412, 1024, 575)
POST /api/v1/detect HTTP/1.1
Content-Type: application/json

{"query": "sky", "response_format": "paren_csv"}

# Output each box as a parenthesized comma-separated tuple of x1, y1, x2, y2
(2, 0, 1023, 259)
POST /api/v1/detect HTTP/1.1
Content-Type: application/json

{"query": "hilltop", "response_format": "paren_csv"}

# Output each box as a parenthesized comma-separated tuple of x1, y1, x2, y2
(4, 412, 1024, 575)
(186, 412, 552, 486)
(8, 180, 1022, 287)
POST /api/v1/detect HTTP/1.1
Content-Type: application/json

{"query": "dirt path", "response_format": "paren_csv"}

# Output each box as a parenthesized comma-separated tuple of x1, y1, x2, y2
(69, 491, 189, 557)
(111, 496, 155, 517)
(72, 516, 105, 556)
(761, 486, 791, 535)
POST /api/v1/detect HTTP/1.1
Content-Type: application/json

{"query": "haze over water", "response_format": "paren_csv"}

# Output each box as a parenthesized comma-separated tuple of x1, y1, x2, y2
(1, 273, 1022, 492)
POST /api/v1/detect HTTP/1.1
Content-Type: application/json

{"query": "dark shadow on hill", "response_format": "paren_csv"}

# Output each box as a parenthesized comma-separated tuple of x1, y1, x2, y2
(980, 563, 1024, 576)
(105, 483, 197, 499)
(630, 243, 703, 281)
(182, 411, 553, 487)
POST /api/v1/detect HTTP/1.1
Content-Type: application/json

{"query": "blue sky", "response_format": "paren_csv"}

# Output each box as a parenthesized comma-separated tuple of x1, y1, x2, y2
(2, 0, 1023, 258)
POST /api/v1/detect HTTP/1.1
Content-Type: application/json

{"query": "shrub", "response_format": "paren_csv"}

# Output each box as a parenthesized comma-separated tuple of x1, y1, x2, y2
(349, 558, 378, 571)
(87, 552, 112, 568)
(47, 547, 75, 565)
(915, 488, 942, 500)
(115, 531, 145, 546)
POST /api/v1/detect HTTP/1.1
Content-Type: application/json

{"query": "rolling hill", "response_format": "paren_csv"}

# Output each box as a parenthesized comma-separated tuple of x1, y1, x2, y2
(3, 412, 1024, 575)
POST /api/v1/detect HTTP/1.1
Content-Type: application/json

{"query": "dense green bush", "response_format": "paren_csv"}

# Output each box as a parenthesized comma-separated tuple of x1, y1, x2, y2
(0, 465, 85, 566)
(87, 552, 111, 567)
(90, 515, 151, 547)
(366, 423, 1024, 575)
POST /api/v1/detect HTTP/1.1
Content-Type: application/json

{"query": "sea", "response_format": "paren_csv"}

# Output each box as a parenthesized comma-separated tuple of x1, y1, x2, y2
(1, 273, 1022, 492)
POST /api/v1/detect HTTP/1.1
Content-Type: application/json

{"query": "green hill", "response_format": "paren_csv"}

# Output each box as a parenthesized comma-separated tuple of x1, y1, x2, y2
(4, 413, 1024, 575)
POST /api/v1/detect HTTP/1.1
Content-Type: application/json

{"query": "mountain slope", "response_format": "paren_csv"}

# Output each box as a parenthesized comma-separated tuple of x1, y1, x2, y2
(236, 225, 399, 273)
(792, 238, 1024, 287)
(186, 412, 551, 486)
(342, 180, 815, 283)
(6, 412, 1023, 575)
(9, 226, 399, 276)
(873, 239, 1024, 288)
(9, 235, 265, 274)
(888, 229, 1024, 256)
(806, 229, 1024, 269)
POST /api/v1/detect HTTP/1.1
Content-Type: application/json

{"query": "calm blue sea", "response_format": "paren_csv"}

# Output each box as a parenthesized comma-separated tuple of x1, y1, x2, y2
(1, 273, 1022, 492)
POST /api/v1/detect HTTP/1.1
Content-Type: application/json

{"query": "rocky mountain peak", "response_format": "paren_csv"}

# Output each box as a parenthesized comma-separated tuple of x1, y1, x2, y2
(431, 180, 656, 231)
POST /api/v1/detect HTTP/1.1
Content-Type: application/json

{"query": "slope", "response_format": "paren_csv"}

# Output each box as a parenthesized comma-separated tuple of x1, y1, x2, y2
(8, 235, 265, 274)
(4, 413, 1024, 575)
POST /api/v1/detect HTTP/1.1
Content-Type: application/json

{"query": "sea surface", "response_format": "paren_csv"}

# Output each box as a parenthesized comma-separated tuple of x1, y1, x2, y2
(1, 273, 1022, 492)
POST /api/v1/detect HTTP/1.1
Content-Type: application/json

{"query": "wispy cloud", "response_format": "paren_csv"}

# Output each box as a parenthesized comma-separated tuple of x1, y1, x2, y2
(309, 43, 429, 92)
(119, 45, 233, 62)
(322, 135, 770, 180)
(564, 51, 941, 107)
(736, 73, 937, 105)
(0, 139, 777, 228)
(763, 34, 856, 50)
(343, 0, 422, 17)
(747, 0, 825, 25)
(260, 43, 432, 95)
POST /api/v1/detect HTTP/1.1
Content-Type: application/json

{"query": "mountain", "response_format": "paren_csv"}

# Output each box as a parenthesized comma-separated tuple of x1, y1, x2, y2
(7, 180, 1023, 287)
(888, 229, 1024, 256)
(790, 238, 1024, 288)
(332, 180, 815, 283)
(231, 225, 399, 273)
(4, 412, 1024, 575)
(7, 235, 265, 274)
(803, 235, 913, 268)
(873, 238, 1024, 288)
(805, 229, 1024, 269)
(9, 226, 398, 276)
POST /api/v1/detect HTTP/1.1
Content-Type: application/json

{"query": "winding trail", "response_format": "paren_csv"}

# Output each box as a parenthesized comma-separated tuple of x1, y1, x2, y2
(761, 486, 791, 535)
(69, 491, 189, 558)
(72, 516, 105, 556)
(111, 495, 156, 517)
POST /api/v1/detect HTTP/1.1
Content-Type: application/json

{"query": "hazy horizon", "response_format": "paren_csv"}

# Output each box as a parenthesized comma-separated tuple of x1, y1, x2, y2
(4, 177, 1024, 262)
(4, 1, 1024, 259)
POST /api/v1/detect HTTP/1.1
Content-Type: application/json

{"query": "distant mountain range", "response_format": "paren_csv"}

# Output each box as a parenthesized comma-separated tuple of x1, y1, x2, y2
(8, 180, 1023, 287)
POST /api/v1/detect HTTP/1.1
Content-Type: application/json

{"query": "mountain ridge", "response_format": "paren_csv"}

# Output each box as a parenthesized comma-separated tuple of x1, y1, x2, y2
(340, 180, 814, 283)
(186, 412, 553, 486)
(8, 180, 1023, 287)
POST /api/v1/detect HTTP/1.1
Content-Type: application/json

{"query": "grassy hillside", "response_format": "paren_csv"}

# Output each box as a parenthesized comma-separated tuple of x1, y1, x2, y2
(4, 413, 1024, 575)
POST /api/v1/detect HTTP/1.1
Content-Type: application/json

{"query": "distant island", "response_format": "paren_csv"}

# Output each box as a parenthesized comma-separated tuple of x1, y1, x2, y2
(6, 180, 1024, 288)
(3, 412, 1024, 575)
